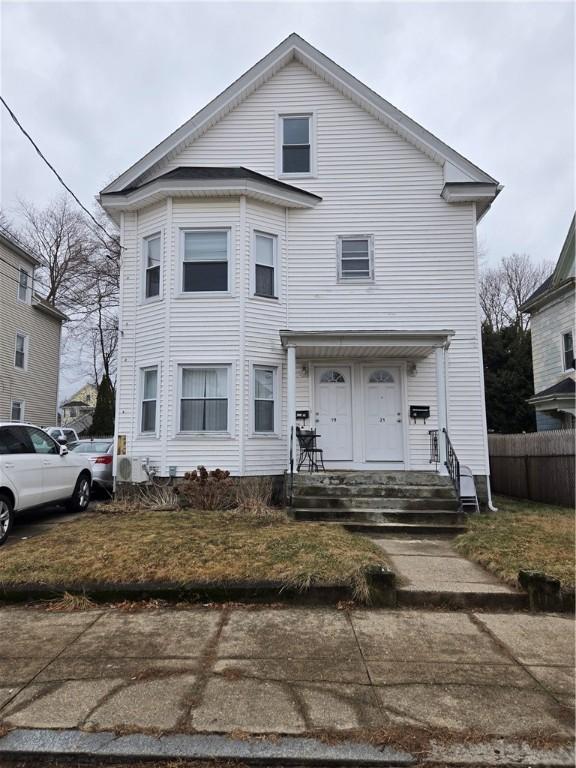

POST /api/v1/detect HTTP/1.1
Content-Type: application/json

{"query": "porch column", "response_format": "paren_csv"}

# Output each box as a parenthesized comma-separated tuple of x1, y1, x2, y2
(286, 345, 297, 463)
(435, 346, 448, 472)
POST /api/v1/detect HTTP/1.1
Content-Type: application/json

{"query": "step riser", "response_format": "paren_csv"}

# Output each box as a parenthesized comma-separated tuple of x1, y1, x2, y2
(342, 523, 467, 535)
(295, 485, 456, 499)
(293, 497, 459, 511)
(292, 510, 467, 525)
(294, 473, 452, 488)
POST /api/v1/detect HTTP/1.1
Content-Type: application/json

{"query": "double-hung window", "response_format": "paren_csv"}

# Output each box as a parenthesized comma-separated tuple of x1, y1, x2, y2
(254, 367, 275, 433)
(10, 400, 24, 422)
(337, 236, 374, 281)
(144, 234, 161, 299)
(17, 268, 30, 302)
(14, 333, 27, 370)
(281, 115, 311, 174)
(180, 367, 228, 432)
(140, 367, 158, 433)
(562, 331, 574, 371)
(182, 230, 229, 293)
(254, 232, 277, 298)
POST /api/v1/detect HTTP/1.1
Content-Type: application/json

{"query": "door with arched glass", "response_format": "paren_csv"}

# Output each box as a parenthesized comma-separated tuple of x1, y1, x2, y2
(314, 366, 352, 461)
(364, 366, 403, 461)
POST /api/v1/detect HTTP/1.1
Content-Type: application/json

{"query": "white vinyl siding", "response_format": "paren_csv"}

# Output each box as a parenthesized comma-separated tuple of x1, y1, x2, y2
(114, 60, 492, 476)
(531, 291, 576, 393)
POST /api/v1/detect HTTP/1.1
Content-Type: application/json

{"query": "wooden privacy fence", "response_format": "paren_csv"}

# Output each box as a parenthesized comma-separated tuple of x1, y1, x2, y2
(488, 430, 575, 508)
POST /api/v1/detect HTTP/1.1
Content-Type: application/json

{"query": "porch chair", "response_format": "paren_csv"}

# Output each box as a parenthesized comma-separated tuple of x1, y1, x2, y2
(296, 427, 325, 472)
(459, 465, 480, 513)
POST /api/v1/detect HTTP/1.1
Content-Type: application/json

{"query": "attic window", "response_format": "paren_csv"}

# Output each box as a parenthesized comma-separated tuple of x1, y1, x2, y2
(281, 115, 311, 174)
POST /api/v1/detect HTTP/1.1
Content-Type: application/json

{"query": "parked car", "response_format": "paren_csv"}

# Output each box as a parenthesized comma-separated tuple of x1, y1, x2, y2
(43, 427, 80, 445)
(70, 439, 113, 492)
(0, 423, 92, 546)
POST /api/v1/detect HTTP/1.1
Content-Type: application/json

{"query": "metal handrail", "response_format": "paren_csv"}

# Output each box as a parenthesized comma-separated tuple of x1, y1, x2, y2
(428, 427, 461, 498)
(443, 427, 461, 498)
(288, 425, 294, 506)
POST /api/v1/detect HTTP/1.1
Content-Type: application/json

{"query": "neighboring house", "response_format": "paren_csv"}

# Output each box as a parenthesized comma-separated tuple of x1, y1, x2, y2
(521, 214, 576, 430)
(99, 34, 501, 499)
(0, 231, 68, 425)
(60, 383, 98, 425)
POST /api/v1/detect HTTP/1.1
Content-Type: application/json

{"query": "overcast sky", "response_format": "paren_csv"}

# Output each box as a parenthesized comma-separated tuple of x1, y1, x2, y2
(1, 0, 574, 398)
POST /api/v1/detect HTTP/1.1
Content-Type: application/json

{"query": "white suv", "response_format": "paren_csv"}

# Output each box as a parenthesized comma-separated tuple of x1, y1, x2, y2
(0, 423, 92, 546)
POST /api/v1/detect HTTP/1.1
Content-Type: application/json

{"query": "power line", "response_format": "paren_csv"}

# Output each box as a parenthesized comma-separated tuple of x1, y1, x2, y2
(0, 95, 120, 245)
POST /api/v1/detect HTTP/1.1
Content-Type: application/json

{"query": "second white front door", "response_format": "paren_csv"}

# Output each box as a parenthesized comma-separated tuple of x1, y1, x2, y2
(364, 366, 404, 461)
(314, 366, 352, 461)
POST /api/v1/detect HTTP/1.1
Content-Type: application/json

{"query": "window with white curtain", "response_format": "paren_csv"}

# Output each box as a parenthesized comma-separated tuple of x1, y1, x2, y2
(140, 367, 158, 433)
(182, 230, 229, 292)
(254, 232, 277, 298)
(254, 367, 275, 433)
(144, 234, 161, 299)
(180, 367, 229, 432)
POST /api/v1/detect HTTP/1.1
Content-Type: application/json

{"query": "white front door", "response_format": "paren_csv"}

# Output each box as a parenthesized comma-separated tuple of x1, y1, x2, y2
(314, 366, 352, 461)
(364, 366, 404, 461)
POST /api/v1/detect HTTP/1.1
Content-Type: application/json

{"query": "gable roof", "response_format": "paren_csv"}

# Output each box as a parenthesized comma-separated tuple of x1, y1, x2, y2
(521, 213, 575, 312)
(101, 33, 500, 197)
(0, 231, 41, 267)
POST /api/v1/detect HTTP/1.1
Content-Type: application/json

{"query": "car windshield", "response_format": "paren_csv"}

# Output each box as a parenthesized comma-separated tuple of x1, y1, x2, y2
(71, 441, 112, 453)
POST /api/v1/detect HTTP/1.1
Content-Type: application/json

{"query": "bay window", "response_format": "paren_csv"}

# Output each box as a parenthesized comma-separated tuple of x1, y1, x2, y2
(182, 230, 229, 292)
(180, 366, 229, 432)
(254, 367, 276, 433)
(140, 367, 158, 433)
(254, 232, 277, 298)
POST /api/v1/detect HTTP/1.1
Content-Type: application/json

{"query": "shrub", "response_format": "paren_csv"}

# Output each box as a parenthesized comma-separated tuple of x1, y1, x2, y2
(235, 475, 283, 519)
(175, 466, 236, 511)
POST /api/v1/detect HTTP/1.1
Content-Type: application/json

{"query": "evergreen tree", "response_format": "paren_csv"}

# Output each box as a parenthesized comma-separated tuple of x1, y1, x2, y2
(89, 375, 115, 436)
(482, 322, 536, 433)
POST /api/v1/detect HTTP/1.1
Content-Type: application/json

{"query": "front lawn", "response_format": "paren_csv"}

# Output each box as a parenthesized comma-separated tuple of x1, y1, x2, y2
(0, 510, 388, 600)
(454, 496, 575, 590)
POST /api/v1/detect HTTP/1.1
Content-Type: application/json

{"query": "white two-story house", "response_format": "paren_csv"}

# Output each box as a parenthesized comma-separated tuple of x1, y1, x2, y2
(521, 214, 575, 430)
(99, 34, 501, 502)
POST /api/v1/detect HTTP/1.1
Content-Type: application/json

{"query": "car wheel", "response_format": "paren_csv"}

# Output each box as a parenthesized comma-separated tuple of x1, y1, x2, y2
(67, 473, 91, 513)
(0, 493, 15, 546)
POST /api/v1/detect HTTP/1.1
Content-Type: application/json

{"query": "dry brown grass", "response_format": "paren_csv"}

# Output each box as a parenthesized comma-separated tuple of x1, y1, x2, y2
(0, 510, 387, 601)
(454, 495, 575, 589)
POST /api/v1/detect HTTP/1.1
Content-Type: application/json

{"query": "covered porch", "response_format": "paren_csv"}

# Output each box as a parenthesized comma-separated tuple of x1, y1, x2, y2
(280, 330, 454, 472)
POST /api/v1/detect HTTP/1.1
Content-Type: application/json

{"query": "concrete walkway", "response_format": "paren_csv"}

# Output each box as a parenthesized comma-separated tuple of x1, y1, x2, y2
(373, 536, 525, 607)
(0, 606, 573, 743)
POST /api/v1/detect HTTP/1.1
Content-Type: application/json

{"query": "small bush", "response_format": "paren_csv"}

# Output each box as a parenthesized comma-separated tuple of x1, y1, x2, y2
(175, 466, 236, 511)
(235, 476, 285, 521)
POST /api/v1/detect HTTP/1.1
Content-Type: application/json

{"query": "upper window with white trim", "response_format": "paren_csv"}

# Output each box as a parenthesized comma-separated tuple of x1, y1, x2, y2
(180, 366, 229, 432)
(14, 333, 27, 370)
(281, 115, 311, 174)
(11, 400, 24, 422)
(140, 367, 158, 433)
(144, 234, 161, 299)
(254, 232, 277, 298)
(337, 236, 374, 281)
(182, 230, 229, 293)
(562, 331, 574, 371)
(17, 268, 30, 302)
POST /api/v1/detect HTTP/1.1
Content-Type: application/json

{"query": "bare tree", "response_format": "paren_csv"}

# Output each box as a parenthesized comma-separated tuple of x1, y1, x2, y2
(480, 253, 553, 330)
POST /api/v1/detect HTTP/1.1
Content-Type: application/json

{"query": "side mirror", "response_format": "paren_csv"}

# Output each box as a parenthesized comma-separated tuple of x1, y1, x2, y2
(59, 445, 69, 456)
(57, 437, 67, 445)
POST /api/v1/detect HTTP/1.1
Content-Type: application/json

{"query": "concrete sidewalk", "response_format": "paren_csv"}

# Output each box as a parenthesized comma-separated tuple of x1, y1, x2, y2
(0, 606, 573, 745)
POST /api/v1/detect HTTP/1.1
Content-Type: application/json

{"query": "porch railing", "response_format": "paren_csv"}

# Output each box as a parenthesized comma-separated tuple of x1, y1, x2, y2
(429, 428, 461, 498)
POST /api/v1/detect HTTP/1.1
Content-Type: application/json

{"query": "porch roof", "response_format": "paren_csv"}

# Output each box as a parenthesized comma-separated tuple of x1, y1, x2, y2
(279, 329, 454, 358)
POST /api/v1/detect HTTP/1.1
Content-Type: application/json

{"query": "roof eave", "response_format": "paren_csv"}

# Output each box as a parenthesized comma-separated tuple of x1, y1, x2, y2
(32, 294, 69, 322)
(0, 232, 42, 267)
(520, 277, 575, 313)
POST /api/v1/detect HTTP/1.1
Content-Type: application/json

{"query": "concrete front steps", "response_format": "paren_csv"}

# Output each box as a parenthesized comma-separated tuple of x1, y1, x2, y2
(291, 470, 466, 535)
